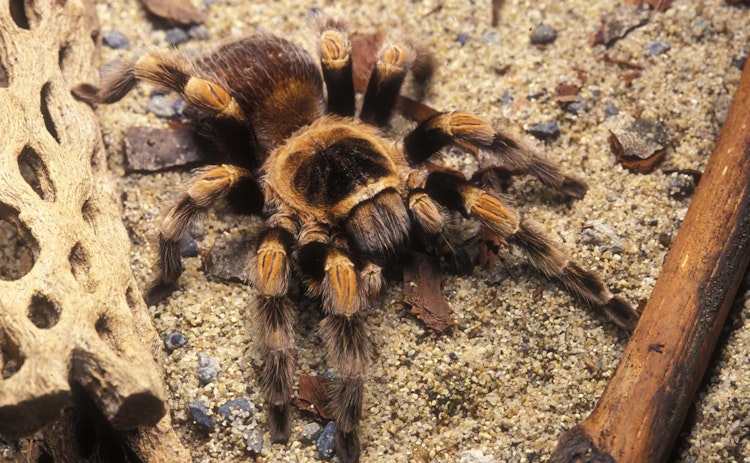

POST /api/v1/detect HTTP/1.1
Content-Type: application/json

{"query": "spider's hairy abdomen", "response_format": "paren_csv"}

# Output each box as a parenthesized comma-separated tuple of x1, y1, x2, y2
(195, 34, 325, 153)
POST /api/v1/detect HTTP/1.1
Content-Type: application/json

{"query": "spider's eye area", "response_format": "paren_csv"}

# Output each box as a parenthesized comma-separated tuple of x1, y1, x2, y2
(345, 189, 409, 257)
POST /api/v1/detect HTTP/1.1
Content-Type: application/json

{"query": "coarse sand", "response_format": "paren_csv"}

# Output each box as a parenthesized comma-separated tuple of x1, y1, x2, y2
(87, 0, 750, 461)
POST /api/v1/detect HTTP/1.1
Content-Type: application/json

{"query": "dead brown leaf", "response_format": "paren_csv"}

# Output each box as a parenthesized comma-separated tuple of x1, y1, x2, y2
(609, 118, 669, 173)
(292, 374, 332, 421)
(403, 253, 456, 333)
(139, 0, 205, 25)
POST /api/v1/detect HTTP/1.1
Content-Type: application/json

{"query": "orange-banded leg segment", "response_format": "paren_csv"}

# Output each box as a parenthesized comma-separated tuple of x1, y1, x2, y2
(316, 18, 355, 116)
(360, 40, 416, 127)
(403, 111, 588, 199)
(247, 226, 297, 442)
(316, 245, 372, 462)
(145, 165, 261, 304)
(73, 50, 244, 120)
(425, 170, 639, 331)
(407, 189, 472, 274)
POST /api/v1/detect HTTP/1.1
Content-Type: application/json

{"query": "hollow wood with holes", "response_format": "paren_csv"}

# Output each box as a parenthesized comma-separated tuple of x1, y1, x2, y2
(0, 0, 188, 460)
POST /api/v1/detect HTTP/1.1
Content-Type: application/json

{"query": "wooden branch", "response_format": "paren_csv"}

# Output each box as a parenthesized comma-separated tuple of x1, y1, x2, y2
(549, 58, 750, 461)
(0, 0, 188, 460)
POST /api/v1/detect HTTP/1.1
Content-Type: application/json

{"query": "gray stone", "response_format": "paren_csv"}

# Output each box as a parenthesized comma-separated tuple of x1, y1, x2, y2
(197, 352, 220, 385)
(166, 27, 190, 46)
(579, 219, 625, 254)
(218, 397, 253, 423)
(530, 23, 558, 45)
(299, 422, 322, 445)
(645, 40, 671, 56)
(103, 30, 130, 49)
(243, 428, 264, 455)
(526, 121, 560, 141)
(316, 421, 337, 460)
(188, 401, 216, 430)
(146, 94, 175, 118)
(163, 332, 188, 352)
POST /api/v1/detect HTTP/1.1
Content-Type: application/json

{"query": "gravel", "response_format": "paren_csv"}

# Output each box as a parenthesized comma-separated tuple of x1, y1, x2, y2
(89, 0, 750, 461)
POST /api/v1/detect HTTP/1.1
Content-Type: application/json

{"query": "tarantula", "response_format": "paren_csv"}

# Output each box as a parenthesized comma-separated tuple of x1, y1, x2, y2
(75, 14, 638, 462)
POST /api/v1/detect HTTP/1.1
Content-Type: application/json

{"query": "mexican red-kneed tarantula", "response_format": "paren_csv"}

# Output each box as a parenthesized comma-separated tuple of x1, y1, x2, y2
(75, 13, 638, 462)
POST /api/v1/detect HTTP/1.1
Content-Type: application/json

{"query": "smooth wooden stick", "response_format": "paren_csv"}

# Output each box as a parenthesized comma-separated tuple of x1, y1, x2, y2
(549, 59, 750, 462)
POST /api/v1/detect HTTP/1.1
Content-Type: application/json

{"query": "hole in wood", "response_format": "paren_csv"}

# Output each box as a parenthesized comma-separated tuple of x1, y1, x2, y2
(95, 314, 118, 352)
(125, 284, 141, 310)
(9, 0, 30, 30)
(40, 82, 61, 144)
(1, 328, 25, 380)
(28, 293, 61, 329)
(0, 204, 36, 281)
(81, 198, 96, 229)
(58, 43, 73, 76)
(0, 52, 8, 88)
(69, 242, 95, 292)
(18, 145, 56, 201)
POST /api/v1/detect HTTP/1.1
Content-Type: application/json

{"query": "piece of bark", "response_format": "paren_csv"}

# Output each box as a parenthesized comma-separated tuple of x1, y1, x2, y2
(549, 56, 750, 463)
(139, 0, 205, 25)
(124, 125, 204, 172)
(0, 0, 188, 460)
(292, 374, 333, 421)
(609, 118, 669, 173)
(403, 253, 456, 333)
(590, 5, 651, 47)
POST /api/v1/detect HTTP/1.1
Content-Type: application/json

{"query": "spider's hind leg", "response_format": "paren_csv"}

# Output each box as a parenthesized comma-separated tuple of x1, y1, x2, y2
(423, 170, 639, 331)
(146, 164, 263, 304)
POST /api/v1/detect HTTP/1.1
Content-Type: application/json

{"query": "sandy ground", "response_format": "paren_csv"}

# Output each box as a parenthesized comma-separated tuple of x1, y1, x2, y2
(84, 0, 750, 461)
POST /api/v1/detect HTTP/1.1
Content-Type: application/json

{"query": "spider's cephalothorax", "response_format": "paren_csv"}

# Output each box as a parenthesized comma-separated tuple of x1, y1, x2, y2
(76, 14, 639, 463)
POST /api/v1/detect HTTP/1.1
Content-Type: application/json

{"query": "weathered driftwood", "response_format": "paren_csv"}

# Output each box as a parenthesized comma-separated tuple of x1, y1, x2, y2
(0, 0, 188, 460)
(549, 57, 750, 462)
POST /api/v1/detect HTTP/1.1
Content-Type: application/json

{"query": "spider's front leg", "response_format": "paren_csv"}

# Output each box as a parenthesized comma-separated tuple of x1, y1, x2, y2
(404, 111, 588, 198)
(146, 164, 263, 304)
(297, 227, 374, 463)
(247, 223, 298, 441)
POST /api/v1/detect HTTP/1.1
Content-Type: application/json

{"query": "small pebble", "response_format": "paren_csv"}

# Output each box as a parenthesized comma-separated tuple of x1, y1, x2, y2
(103, 30, 130, 49)
(460, 449, 495, 463)
(166, 27, 190, 46)
(526, 121, 561, 141)
(579, 219, 625, 254)
(732, 54, 747, 70)
(146, 94, 176, 118)
(667, 173, 697, 199)
(449, 352, 459, 361)
(456, 33, 470, 46)
(188, 24, 211, 41)
(480, 30, 501, 44)
(243, 428, 264, 455)
(163, 332, 188, 352)
(658, 232, 673, 248)
(605, 101, 620, 118)
(197, 352, 220, 385)
(218, 397, 253, 423)
(645, 40, 670, 56)
(299, 422, 323, 445)
(316, 421, 337, 460)
(563, 99, 587, 114)
(188, 401, 216, 431)
(501, 90, 513, 105)
(180, 235, 199, 258)
(530, 23, 558, 45)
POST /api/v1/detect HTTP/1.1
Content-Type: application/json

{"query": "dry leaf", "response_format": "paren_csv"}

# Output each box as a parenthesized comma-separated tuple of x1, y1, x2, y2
(292, 374, 332, 421)
(402, 253, 456, 333)
(609, 118, 669, 173)
(140, 0, 205, 25)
